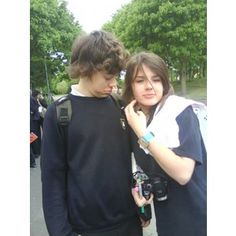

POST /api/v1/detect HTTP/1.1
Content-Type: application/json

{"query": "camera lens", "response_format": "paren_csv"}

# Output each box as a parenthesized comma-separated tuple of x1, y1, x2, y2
(151, 177, 168, 201)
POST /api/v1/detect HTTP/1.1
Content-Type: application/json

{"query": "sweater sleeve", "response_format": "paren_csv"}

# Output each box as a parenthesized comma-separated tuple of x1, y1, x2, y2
(40, 104, 77, 236)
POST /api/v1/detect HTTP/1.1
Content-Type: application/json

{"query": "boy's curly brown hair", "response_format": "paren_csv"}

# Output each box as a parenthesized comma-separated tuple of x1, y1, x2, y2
(68, 30, 128, 79)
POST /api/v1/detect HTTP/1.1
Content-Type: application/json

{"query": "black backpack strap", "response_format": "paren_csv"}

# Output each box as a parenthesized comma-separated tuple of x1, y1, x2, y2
(56, 95, 72, 126)
(56, 93, 121, 126)
(110, 92, 124, 110)
(55, 95, 72, 164)
(110, 93, 126, 130)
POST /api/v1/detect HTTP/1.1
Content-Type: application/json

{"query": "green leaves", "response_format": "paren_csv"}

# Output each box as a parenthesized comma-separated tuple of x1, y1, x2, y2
(30, 0, 82, 88)
(103, 0, 206, 94)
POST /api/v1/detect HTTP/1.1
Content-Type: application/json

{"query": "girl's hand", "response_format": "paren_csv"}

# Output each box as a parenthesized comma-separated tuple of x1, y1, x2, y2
(124, 100, 147, 137)
(140, 218, 151, 228)
(132, 186, 153, 228)
(131, 187, 154, 207)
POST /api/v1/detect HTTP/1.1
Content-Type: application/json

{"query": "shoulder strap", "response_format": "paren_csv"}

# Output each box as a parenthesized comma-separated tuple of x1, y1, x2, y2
(110, 92, 126, 130)
(110, 92, 125, 109)
(56, 93, 123, 127)
(55, 93, 125, 125)
(56, 95, 72, 126)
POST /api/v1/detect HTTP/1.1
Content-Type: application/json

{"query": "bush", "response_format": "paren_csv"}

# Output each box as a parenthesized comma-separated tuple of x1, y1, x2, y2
(56, 80, 69, 94)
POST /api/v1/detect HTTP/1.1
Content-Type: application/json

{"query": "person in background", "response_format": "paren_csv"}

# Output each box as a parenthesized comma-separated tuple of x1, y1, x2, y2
(30, 90, 41, 162)
(41, 30, 146, 236)
(37, 92, 48, 127)
(30, 132, 38, 168)
(123, 52, 206, 236)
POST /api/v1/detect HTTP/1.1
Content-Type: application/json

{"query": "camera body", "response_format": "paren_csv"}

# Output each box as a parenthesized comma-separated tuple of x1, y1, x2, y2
(133, 171, 168, 202)
(132, 169, 168, 221)
(151, 176, 168, 201)
(141, 179, 153, 200)
(141, 177, 168, 202)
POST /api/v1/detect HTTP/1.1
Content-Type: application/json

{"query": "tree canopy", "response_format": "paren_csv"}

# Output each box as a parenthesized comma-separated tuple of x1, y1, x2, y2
(30, 0, 206, 96)
(30, 0, 82, 90)
(103, 0, 206, 95)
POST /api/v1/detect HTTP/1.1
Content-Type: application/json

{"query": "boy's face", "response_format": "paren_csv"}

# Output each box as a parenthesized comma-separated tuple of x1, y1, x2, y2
(88, 71, 118, 97)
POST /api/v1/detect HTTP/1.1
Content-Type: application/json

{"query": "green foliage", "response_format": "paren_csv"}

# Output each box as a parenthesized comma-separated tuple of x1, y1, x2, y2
(30, 0, 82, 89)
(56, 80, 69, 94)
(103, 0, 206, 95)
(50, 70, 69, 94)
(117, 78, 124, 89)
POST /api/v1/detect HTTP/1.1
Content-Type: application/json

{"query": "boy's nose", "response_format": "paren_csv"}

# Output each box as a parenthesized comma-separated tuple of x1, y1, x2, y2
(109, 78, 117, 87)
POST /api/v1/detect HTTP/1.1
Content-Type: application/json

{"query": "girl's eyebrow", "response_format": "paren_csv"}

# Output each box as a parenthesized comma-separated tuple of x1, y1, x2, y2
(135, 75, 145, 78)
(135, 74, 159, 79)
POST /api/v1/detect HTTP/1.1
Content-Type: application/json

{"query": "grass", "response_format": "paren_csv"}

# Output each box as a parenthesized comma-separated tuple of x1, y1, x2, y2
(172, 78, 207, 103)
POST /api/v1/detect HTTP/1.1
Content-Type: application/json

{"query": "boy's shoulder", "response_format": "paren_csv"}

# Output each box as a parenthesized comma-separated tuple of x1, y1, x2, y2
(54, 93, 124, 126)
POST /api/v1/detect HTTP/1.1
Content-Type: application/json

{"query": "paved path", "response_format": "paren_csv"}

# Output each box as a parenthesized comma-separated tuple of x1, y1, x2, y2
(30, 158, 48, 236)
(30, 157, 157, 236)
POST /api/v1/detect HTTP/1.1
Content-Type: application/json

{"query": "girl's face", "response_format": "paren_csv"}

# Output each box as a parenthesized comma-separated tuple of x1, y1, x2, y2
(131, 64, 163, 110)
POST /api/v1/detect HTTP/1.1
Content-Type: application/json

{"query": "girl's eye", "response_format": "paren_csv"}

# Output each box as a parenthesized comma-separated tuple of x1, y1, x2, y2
(134, 77, 145, 83)
(136, 79, 144, 83)
(152, 77, 161, 82)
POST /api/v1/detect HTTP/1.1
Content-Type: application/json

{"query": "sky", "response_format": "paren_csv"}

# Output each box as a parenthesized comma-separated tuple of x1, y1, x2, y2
(66, 0, 131, 33)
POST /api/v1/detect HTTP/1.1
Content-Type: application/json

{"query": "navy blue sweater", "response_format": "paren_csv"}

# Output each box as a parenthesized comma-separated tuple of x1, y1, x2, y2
(41, 94, 137, 236)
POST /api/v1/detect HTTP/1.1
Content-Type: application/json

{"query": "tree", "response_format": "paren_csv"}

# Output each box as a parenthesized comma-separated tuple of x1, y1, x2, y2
(103, 0, 206, 95)
(30, 0, 82, 90)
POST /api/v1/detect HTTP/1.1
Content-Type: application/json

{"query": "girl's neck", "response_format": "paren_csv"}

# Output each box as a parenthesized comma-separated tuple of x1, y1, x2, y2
(139, 105, 151, 116)
(140, 104, 158, 125)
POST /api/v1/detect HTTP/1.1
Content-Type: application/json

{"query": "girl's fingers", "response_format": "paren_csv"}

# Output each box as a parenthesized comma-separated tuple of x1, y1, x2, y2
(125, 100, 137, 114)
(140, 218, 151, 228)
(146, 193, 154, 204)
(131, 187, 150, 207)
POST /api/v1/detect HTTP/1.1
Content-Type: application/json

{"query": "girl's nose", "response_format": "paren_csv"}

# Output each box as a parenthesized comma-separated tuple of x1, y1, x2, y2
(145, 79, 153, 89)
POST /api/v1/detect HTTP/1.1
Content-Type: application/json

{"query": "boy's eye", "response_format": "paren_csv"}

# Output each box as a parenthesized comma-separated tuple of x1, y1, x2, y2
(104, 74, 117, 80)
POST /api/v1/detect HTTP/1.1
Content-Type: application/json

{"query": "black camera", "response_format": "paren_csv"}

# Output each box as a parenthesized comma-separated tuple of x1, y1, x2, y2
(141, 179, 153, 200)
(151, 176, 168, 202)
(133, 171, 168, 202)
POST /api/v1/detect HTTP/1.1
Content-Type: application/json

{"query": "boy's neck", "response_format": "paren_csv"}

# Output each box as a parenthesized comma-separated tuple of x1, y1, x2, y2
(76, 80, 94, 97)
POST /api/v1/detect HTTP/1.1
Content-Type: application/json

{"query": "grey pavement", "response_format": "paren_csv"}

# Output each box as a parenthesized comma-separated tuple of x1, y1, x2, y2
(30, 157, 157, 236)
(30, 157, 48, 236)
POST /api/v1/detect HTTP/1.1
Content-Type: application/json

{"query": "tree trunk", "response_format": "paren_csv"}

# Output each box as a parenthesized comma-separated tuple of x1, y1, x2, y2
(180, 64, 187, 96)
